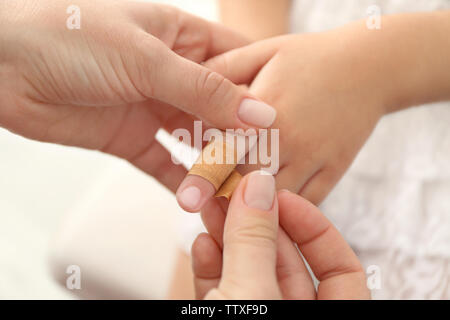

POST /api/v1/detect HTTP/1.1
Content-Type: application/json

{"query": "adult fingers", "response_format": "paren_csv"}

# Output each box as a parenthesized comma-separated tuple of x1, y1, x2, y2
(133, 3, 249, 59)
(9, 98, 189, 193)
(198, 17, 250, 58)
(278, 190, 370, 300)
(200, 193, 318, 300)
(191, 233, 222, 299)
(276, 227, 316, 300)
(218, 171, 281, 299)
(200, 197, 228, 247)
(135, 36, 277, 131)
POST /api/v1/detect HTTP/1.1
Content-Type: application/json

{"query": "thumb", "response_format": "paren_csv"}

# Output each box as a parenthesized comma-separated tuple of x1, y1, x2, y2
(137, 39, 276, 130)
(218, 171, 281, 299)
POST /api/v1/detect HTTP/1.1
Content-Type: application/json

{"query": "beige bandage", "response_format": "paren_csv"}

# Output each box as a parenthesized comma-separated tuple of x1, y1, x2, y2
(188, 132, 253, 200)
(214, 170, 242, 199)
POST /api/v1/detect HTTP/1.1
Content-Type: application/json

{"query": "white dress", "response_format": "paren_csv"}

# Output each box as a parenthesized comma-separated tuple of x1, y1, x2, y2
(289, 0, 450, 299)
(177, 0, 450, 300)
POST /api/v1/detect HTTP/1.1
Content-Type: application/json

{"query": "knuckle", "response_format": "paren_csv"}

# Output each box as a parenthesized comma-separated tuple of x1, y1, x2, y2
(227, 218, 277, 249)
(191, 234, 216, 268)
(195, 69, 232, 109)
(130, 34, 164, 97)
(208, 55, 230, 77)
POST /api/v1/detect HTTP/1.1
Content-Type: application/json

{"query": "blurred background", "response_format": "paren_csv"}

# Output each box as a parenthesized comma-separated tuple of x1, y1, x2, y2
(0, 0, 215, 300)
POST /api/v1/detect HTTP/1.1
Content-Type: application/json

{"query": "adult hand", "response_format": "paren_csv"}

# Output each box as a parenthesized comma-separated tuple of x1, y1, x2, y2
(0, 0, 276, 192)
(192, 171, 370, 300)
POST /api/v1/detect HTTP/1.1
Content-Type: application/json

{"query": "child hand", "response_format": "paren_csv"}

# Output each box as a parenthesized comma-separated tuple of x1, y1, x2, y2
(177, 27, 389, 210)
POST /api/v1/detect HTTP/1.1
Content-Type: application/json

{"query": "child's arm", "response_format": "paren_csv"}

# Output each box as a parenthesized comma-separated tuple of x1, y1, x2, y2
(218, 0, 291, 40)
(176, 10, 450, 211)
(350, 11, 450, 112)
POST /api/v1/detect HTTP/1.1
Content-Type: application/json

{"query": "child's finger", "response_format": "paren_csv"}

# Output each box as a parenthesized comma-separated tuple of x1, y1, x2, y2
(176, 128, 261, 213)
(200, 198, 228, 248)
(176, 175, 216, 213)
(297, 167, 343, 206)
(203, 36, 287, 85)
(278, 190, 370, 299)
(191, 233, 222, 299)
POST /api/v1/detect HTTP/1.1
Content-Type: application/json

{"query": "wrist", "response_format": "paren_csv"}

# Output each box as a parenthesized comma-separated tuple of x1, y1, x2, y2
(338, 11, 450, 115)
(381, 11, 450, 113)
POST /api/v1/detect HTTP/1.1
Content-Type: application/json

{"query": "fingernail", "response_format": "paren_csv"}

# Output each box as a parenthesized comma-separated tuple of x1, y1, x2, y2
(177, 186, 201, 211)
(244, 171, 275, 210)
(238, 98, 277, 128)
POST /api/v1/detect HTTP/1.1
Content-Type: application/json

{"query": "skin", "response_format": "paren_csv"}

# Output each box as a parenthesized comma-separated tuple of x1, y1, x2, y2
(0, 0, 270, 193)
(2, 1, 449, 299)
(169, 0, 292, 299)
(173, 10, 450, 298)
(192, 172, 370, 300)
(218, 0, 291, 41)
(177, 11, 450, 210)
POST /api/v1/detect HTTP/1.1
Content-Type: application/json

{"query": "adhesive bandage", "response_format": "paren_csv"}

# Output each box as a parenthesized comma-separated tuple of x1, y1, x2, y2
(187, 131, 256, 200)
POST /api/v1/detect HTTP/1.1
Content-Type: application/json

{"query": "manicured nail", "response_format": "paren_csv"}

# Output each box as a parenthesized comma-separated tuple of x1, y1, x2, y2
(238, 98, 277, 128)
(244, 171, 275, 210)
(177, 186, 201, 211)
